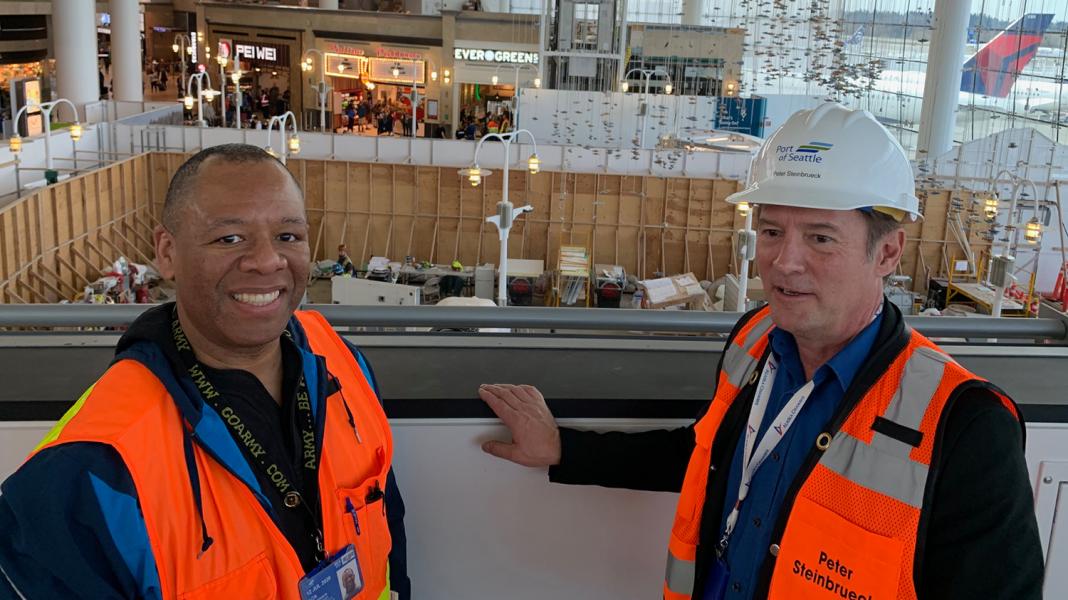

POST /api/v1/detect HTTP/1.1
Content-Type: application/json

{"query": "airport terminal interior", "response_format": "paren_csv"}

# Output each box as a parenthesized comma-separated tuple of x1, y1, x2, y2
(0, 0, 1066, 598)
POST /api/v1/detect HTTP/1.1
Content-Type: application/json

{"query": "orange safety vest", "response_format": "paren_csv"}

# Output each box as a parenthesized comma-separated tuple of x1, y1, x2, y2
(664, 306, 1021, 600)
(32, 311, 394, 600)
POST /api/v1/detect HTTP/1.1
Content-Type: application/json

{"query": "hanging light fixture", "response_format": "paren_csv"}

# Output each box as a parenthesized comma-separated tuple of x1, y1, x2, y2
(459, 166, 490, 187)
(172, 43, 180, 53)
(726, 82, 736, 96)
(288, 134, 301, 154)
(231, 70, 242, 85)
(620, 80, 629, 92)
(431, 70, 439, 82)
(69, 123, 83, 142)
(443, 69, 451, 84)
(365, 81, 375, 90)
(216, 55, 228, 68)
(183, 95, 195, 110)
(983, 195, 1000, 219)
(201, 88, 220, 101)
(1025, 218, 1042, 244)
(527, 154, 540, 175)
(491, 74, 499, 85)
(8, 135, 21, 154)
(664, 83, 673, 94)
(736, 201, 751, 217)
(533, 77, 541, 88)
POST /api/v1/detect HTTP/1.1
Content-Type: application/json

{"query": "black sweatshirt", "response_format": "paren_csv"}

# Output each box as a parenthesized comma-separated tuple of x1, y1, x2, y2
(549, 300, 1044, 599)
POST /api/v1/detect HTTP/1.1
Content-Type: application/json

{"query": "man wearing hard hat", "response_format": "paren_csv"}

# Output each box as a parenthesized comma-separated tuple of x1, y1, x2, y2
(478, 104, 1043, 599)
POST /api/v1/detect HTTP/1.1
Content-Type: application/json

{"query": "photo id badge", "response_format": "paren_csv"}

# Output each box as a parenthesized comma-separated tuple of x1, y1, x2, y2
(298, 544, 364, 600)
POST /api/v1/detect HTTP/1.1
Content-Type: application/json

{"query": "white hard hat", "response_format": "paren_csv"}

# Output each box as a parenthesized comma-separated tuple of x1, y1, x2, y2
(727, 103, 921, 222)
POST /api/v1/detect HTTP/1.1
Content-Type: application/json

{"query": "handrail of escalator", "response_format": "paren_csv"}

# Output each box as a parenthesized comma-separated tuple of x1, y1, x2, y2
(0, 304, 1064, 342)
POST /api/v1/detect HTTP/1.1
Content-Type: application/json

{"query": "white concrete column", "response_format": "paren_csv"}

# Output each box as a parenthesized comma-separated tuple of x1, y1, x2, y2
(110, 0, 143, 102)
(681, 0, 703, 26)
(319, 0, 339, 9)
(916, 0, 972, 159)
(52, 0, 99, 119)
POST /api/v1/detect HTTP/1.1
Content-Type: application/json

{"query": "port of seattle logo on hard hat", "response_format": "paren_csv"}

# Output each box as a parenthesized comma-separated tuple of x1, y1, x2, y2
(776, 141, 833, 164)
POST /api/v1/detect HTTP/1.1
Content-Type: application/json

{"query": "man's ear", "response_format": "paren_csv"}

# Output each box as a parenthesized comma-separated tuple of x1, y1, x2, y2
(875, 228, 906, 278)
(154, 225, 177, 281)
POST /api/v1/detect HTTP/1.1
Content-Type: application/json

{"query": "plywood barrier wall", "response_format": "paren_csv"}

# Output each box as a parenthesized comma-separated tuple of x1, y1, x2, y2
(0, 155, 158, 303)
(0, 152, 992, 303)
(146, 153, 748, 283)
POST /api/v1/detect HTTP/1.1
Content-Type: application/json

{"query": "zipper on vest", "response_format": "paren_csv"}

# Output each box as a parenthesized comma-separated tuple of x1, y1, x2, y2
(182, 428, 215, 557)
(752, 307, 910, 598)
(337, 386, 364, 444)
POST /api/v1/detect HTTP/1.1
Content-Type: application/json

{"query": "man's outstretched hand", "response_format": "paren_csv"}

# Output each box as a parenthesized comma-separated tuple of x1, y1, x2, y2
(478, 384, 562, 468)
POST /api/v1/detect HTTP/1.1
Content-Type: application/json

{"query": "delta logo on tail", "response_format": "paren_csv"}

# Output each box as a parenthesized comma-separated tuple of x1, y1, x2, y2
(960, 13, 1055, 98)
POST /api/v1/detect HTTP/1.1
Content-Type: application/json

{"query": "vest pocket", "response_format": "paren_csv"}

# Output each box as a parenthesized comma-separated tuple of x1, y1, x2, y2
(336, 485, 392, 589)
(769, 496, 904, 600)
(178, 552, 278, 600)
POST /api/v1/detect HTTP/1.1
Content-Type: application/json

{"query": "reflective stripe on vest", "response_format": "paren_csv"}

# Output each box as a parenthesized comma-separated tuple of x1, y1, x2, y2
(33, 310, 394, 600)
(664, 307, 773, 598)
(664, 312, 1020, 600)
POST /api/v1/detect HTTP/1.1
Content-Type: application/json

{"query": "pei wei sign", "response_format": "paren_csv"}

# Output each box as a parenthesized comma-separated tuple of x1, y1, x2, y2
(454, 48, 539, 65)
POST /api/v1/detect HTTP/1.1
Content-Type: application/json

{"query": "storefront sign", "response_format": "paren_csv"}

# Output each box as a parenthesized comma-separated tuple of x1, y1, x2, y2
(231, 42, 286, 65)
(325, 52, 369, 80)
(326, 42, 367, 57)
(454, 48, 539, 65)
(375, 47, 424, 61)
(368, 58, 425, 85)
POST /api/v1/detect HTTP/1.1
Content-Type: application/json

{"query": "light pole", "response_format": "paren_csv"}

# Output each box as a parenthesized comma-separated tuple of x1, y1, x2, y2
(986, 170, 1043, 318)
(230, 69, 243, 129)
(620, 68, 673, 148)
(216, 54, 230, 127)
(491, 63, 540, 130)
(459, 129, 540, 306)
(9, 98, 83, 184)
(389, 60, 434, 140)
(183, 72, 219, 127)
(172, 34, 193, 97)
(301, 49, 330, 132)
(265, 111, 301, 165)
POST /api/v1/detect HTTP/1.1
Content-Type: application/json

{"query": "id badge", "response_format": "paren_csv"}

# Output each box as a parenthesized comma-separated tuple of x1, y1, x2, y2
(299, 544, 364, 600)
(702, 557, 730, 600)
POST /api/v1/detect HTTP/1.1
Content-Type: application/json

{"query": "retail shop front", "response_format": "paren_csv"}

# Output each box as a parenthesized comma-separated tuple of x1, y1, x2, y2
(311, 40, 444, 136)
(450, 42, 540, 138)
(207, 26, 300, 127)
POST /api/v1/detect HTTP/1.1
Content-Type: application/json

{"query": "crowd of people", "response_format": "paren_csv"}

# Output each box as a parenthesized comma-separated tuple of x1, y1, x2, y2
(339, 95, 425, 136)
(457, 107, 513, 140)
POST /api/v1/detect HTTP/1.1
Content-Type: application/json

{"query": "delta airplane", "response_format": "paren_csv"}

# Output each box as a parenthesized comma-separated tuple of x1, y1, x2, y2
(871, 13, 1063, 128)
(745, 14, 1065, 135)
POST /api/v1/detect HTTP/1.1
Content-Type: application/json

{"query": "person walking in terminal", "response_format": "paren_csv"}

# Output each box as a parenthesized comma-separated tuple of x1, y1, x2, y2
(479, 104, 1043, 599)
(0, 144, 410, 600)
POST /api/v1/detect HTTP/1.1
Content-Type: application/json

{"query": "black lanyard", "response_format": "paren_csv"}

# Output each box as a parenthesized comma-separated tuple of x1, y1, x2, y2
(171, 308, 324, 560)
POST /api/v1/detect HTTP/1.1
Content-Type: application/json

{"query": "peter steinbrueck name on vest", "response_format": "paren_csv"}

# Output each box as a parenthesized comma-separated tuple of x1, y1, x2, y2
(792, 551, 874, 600)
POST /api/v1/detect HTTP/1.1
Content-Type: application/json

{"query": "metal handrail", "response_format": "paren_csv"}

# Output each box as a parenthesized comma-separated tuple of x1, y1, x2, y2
(0, 304, 1064, 341)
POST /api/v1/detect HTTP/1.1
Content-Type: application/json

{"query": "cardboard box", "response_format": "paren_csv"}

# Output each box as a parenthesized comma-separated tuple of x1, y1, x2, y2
(640, 272, 710, 310)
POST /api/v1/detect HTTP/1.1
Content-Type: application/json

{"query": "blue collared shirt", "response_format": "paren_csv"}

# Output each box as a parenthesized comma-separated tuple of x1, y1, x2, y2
(707, 311, 883, 600)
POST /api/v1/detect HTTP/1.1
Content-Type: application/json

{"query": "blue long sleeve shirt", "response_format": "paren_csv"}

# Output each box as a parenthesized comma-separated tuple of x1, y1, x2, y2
(709, 312, 883, 600)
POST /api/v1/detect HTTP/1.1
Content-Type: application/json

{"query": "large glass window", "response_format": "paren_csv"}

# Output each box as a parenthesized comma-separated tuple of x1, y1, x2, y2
(617, 0, 1067, 155)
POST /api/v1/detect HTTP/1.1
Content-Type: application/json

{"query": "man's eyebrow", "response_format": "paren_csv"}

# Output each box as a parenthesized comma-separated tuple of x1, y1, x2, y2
(282, 217, 308, 225)
(206, 217, 247, 230)
(803, 222, 843, 234)
(755, 217, 843, 234)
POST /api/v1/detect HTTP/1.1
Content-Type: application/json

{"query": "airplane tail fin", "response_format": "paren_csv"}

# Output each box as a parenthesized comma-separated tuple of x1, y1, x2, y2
(960, 13, 1054, 98)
